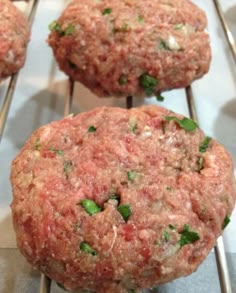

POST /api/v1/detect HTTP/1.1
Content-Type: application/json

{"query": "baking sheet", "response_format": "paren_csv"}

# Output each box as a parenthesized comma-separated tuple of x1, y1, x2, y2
(0, 0, 235, 291)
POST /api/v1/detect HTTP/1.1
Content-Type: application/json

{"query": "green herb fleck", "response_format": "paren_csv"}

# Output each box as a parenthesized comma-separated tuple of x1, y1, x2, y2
(64, 25, 75, 36)
(163, 231, 170, 241)
(174, 23, 184, 30)
(127, 289, 136, 293)
(102, 8, 112, 15)
(223, 214, 230, 229)
(34, 138, 41, 150)
(199, 136, 211, 153)
(127, 171, 136, 182)
(80, 241, 97, 255)
(80, 199, 101, 216)
(168, 224, 175, 230)
(165, 116, 198, 132)
(49, 147, 63, 156)
(49, 20, 64, 36)
(137, 15, 144, 23)
(88, 126, 96, 133)
(119, 75, 128, 85)
(159, 39, 170, 50)
(128, 119, 137, 134)
(121, 23, 129, 32)
(139, 74, 158, 96)
(156, 94, 165, 101)
(198, 156, 204, 172)
(166, 186, 172, 191)
(117, 204, 131, 222)
(63, 160, 73, 179)
(178, 224, 200, 247)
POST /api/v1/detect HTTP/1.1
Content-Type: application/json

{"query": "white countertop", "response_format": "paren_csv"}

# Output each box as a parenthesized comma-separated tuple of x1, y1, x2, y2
(0, 0, 235, 291)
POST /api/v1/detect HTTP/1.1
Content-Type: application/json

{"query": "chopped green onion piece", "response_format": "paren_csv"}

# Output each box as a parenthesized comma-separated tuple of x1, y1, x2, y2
(163, 231, 170, 241)
(127, 171, 136, 182)
(199, 136, 211, 153)
(121, 23, 129, 32)
(159, 39, 170, 50)
(88, 126, 96, 133)
(65, 25, 75, 36)
(198, 156, 204, 172)
(156, 94, 165, 101)
(139, 74, 158, 96)
(34, 138, 40, 150)
(63, 160, 73, 179)
(119, 75, 128, 85)
(128, 119, 137, 134)
(174, 23, 184, 30)
(102, 8, 112, 15)
(165, 116, 198, 132)
(168, 224, 175, 230)
(80, 241, 97, 255)
(178, 224, 200, 247)
(80, 199, 101, 215)
(49, 147, 63, 156)
(137, 15, 144, 23)
(117, 204, 131, 222)
(223, 214, 230, 229)
(49, 20, 64, 36)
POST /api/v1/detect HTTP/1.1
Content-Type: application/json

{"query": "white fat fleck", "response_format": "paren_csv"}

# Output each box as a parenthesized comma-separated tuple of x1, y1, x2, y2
(107, 225, 117, 253)
(186, 201, 192, 209)
(167, 35, 181, 51)
(33, 150, 41, 157)
(40, 127, 52, 140)
(141, 131, 152, 138)
(182, 24, 195, 36)
(5, 50, 15, 63)
(161, 265, 173, 274)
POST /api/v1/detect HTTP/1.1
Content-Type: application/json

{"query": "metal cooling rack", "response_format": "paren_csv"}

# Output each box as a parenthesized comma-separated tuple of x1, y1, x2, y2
(0, 1, 235, 292)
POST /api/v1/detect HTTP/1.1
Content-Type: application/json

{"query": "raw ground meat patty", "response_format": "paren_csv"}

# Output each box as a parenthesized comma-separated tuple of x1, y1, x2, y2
(47, 0, 211, 97)
(0, 0, 30, 79)
(11, 105, 236, 293)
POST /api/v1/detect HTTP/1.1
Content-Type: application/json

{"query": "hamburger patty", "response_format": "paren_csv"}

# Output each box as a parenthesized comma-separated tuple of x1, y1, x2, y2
(48, 0, 211, 97)
(11, 105, 236, 293)
(0, 0, 30, 79)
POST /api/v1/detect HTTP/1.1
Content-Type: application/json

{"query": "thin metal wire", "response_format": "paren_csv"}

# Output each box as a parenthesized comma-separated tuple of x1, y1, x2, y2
(64, 78, 74, 117)
(213, 0, 236, 64)
(39, 274, 51, 293)
(185, 87, 232, 293)
(215, 237, 232, 293)
(0, 0, 40, 143)
(126, 95, 133, 109)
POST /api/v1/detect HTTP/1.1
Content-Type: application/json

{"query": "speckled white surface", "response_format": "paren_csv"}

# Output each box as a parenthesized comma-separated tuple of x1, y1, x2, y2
(0, 0, 235, 291)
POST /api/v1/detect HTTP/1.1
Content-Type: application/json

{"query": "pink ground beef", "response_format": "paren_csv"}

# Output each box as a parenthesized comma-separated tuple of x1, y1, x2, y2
(48, 0, 211, 97)
(11, 105, 236, 293)
(0, 0, 30, 79)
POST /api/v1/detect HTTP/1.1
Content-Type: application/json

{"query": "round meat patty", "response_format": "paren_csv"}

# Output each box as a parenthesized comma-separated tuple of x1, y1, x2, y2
(0, 0, 30, 79)
(11, 105, 236, 293)
(48, 0, 211, 97)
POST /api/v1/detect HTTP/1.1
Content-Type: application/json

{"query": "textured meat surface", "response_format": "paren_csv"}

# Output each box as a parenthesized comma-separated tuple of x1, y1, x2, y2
(0, 0, 30, 79)
(11, 105, 236, 293)
(48, 0, 211, 97)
